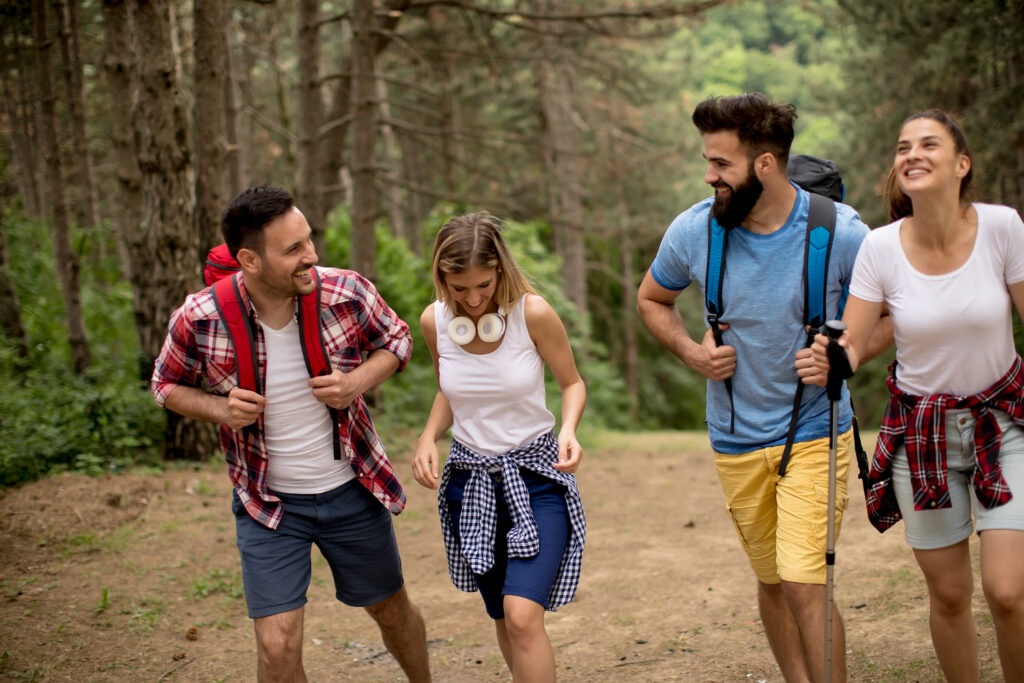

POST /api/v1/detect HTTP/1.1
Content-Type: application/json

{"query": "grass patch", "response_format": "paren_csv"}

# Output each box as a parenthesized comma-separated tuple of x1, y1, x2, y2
(189, 569, 244, 600)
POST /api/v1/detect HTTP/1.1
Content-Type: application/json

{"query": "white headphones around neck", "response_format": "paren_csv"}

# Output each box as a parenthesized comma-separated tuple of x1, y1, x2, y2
(448, 307, 505, 345)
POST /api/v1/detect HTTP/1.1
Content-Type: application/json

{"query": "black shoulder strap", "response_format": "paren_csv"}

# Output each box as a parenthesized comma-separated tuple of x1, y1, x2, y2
(778, 193, 837, 476)
(705, 212, 735, 433)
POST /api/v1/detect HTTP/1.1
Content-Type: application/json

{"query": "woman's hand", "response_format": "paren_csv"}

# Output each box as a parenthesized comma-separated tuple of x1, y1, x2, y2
(411, 437, 440, 489)
(554, 429, 583, 473)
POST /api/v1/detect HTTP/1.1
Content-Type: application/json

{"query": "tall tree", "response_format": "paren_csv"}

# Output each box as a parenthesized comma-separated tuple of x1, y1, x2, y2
(297, 0, 325, 253)
(34, 0, 91, 373)
(193, 0, 231, 257)
(0, 4, 44, 218)
(131, 0, 210, 459)
(55, 0, 99, 229)
(0, 209, 29, 363)
(349, 0, 379, 279)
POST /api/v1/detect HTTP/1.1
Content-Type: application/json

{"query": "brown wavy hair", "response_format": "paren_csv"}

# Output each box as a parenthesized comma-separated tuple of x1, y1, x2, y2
(430, 213, 535, 315)
(883, 109, 974, 221)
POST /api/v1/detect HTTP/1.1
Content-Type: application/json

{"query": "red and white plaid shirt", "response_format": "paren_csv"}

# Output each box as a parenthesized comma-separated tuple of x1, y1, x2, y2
(152, 267, 412, 529)
(867, 356, 1023, 532)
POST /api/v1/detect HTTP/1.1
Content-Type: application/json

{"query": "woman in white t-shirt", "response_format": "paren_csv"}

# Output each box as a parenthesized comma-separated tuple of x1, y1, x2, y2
(810, 110, 1024, 681)
(411, 212, 587, 682)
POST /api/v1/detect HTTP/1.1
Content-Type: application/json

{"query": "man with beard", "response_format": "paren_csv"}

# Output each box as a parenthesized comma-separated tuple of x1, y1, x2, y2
(637, 94, 885, 682)
(151, 186, 431, 682)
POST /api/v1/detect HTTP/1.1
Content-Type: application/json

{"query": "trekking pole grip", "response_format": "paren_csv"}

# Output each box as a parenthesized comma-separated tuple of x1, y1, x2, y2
(823, 320, 852, 401)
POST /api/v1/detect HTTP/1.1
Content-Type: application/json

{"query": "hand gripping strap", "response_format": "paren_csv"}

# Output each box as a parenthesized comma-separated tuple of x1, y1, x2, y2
(212, 274, 261, 395)
(295, 268, 345, 461)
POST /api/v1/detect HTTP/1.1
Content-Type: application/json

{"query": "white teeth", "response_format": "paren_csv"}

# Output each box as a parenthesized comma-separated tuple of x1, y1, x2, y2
(906, 169, 927, 177)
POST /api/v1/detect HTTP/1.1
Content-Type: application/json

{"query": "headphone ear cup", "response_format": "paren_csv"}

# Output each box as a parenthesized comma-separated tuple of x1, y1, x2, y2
(476, 313, 505, 342)
(448, 316, 476, 345)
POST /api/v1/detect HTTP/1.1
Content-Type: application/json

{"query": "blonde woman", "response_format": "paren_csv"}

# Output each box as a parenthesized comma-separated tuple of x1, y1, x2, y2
(412, 213, 586, 682)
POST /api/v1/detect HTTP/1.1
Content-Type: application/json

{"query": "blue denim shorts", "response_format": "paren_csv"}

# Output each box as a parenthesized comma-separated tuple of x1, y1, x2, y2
(446, 468, 570, 620)
(232, 480, 404, 618)
(892, 409, 1024, 550)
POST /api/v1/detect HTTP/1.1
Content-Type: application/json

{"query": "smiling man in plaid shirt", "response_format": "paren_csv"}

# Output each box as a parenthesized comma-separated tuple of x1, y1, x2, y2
(151, 186, 431, 682)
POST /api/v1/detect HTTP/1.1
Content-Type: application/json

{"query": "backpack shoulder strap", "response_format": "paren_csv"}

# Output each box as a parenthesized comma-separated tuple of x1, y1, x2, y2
(211, 274, 261, 395)
(705, 211, 735, 433)
(295, 268, 344, 461)
(803, 192, 837, 330)
(779, 192, 838, 476)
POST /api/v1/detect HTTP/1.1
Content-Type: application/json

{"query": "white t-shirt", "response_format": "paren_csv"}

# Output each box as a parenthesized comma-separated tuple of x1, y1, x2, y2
(850, 203, 1024, 396)
(435, 295, 555, 456)
(260, 319, 356, 493)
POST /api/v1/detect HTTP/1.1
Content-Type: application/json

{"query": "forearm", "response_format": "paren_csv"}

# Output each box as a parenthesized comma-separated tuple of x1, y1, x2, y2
(637, 298, 701, 368)
(857, 314, 894, 368)
(418, 392, 454, 444)
(558, 381, 586, 434)
(163, 385, 229, 424)
(349, 348, 401, 395)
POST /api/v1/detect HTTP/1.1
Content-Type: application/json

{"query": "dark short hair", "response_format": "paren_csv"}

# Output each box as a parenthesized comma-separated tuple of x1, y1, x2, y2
(692, 93, 797, 166)
(221, 186, 295, 259)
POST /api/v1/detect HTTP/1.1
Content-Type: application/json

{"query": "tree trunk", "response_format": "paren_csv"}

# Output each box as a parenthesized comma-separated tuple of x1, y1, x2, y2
(193, 0, 230, 258)
(427, 6, 462, 194)
(223, 19, 244, 196)
(296, 0, 324, 254)
(0, 12, 44, 218)
(376, 75, 408, 245)
(34, 0, 90, 374)
(101, 0, 145, 369)
(132, 0, 215, 460)
(537, 55, 588, 321)
(0, 212, 29, 363)
(350, 0, 378, 280)
(55, 0, 99, 229)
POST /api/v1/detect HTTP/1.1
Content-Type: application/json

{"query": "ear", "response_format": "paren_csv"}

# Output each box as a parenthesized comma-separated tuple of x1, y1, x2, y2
(753, 152, 775, 177)
(955, 153, 971, 179)
(236, 247, 261, 273)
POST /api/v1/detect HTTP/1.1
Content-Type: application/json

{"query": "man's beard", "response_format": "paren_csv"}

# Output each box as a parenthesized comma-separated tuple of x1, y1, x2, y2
(711, 165, 763, 227)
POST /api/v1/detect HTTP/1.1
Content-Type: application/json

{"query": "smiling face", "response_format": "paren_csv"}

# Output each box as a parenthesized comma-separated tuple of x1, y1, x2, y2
(244, 206, 318, 299)
(894, 118, 971, 199)
(702, 130, 764, 226)
(443, 267, 499, 318)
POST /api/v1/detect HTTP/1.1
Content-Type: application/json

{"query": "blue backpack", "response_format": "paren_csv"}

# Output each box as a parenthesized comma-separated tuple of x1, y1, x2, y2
(704, 154, 846, 475)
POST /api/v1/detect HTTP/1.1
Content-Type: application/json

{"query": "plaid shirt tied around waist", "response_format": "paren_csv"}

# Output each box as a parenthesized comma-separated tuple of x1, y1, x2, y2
(868, 355, 1024, 532)
(438, 431, 586, 611)
(151, 267, 411, 529)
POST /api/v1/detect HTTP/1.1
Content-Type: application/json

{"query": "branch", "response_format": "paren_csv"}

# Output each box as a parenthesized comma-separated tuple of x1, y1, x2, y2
(407, 0, 727, 22)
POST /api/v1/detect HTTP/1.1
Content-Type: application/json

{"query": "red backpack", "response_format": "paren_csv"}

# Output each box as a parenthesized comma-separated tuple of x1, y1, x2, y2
(204, 244, 344, 460)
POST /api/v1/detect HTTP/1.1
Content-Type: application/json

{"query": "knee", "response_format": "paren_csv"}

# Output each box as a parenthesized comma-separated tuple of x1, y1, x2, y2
(256, 627, 301, 669)
(983, 576, 1024, 620)
(929, 577, 974, 615)
(502, 601, 544, 643)
(366, 588, 418, 630)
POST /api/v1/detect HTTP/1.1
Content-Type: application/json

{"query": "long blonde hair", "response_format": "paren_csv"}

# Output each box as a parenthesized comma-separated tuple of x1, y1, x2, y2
(430, 213, 534, 315)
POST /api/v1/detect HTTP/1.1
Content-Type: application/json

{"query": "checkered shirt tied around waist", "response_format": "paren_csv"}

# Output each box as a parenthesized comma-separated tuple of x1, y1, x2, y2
(438, 431, 586, 611)
(151, 267, 411, 529)
(868, 355, 1024, 532)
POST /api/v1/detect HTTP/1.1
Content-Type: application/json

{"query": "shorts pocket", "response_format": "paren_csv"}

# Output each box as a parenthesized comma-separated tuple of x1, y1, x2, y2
(725, 504, 754, 552)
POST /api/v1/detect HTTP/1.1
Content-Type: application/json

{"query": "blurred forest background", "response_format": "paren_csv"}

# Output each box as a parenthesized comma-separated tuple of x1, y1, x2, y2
(1, 0, 1022, 487)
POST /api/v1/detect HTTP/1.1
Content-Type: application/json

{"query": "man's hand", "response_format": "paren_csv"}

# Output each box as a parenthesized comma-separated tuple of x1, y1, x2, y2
(225, 387, 267, 430)
(310, 369, 363, 410)
(795, 346, 827, 387)
(692, 325, 736, 381)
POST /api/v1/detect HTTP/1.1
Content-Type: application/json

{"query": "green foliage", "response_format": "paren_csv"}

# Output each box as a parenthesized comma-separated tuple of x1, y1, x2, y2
(0, 210, 164, 488)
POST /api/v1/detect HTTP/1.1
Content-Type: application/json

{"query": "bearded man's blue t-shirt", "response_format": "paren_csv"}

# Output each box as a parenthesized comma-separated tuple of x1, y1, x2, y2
(650, 185, 869, 454)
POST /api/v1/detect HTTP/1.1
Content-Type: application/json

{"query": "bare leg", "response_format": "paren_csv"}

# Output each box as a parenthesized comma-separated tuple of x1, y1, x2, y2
(364, 586, 431, 682)
(493, 619, 515, 671)
(253, 606, 306, 683)
(758, 581, 811, 682)
(781, 580, 846, 683)
(502, 595, 555, 682)
(980, 529, 1024, 681)
(913, 539, 979, 683)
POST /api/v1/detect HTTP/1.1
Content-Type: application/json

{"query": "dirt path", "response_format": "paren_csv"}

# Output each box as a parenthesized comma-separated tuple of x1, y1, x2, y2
(0, 431, 1002, 681)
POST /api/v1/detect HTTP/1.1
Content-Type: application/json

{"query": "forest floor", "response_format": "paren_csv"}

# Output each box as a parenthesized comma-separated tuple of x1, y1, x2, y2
(0, 430, 1003, 682)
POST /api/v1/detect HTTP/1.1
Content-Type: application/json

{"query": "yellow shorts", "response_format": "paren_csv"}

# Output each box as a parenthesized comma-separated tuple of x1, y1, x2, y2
(714, 429, 852, 585)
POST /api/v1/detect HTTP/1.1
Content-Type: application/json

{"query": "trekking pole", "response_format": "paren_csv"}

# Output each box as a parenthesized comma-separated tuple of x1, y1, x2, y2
(822, 319, 852, 683)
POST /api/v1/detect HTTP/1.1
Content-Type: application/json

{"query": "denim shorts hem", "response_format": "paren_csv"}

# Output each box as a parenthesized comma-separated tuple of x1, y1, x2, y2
(248, 597, 307, 620)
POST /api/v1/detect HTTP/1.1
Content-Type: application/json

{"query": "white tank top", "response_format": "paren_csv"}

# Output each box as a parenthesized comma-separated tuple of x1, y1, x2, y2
(436, 295, 555, 456)
(259, 319, 356, 493)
